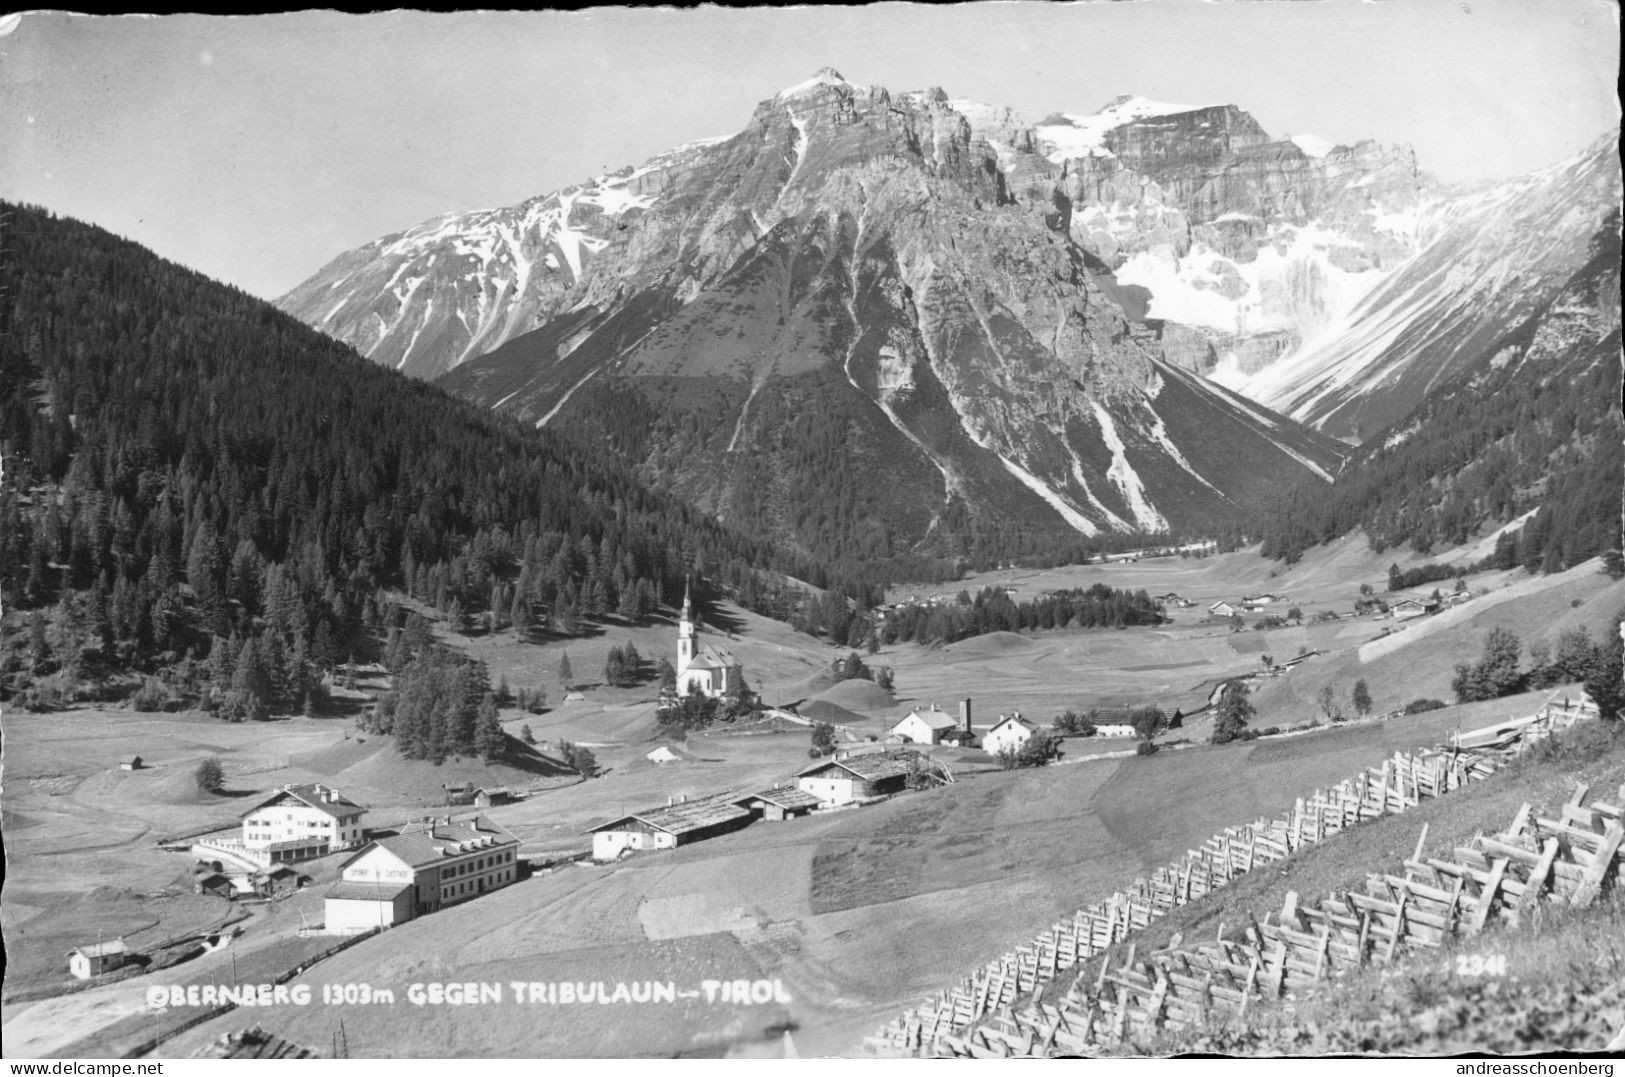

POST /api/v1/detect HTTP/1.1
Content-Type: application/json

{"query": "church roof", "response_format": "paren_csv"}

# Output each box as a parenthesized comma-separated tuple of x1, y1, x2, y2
(688, 643, 741, 669)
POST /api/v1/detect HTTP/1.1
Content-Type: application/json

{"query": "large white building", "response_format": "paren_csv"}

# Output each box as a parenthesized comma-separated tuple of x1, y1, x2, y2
(675, 587, 743, 698)
(324, 816, 519, 934)
(240, 784, 368, 864)
(888, 707, 958, 745)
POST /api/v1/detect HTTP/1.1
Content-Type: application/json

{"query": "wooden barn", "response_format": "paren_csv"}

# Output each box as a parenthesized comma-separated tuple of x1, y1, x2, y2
(796, 754, 912, 805)
(587, 793, 753, 860)
(733, 786, 820, 821)
(254, 864, 304, 896)
(195, 872, 236, 898)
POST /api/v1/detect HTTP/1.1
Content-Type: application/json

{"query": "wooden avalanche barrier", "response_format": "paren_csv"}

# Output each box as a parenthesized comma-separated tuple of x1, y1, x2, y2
(864, 698, 1600, 1057)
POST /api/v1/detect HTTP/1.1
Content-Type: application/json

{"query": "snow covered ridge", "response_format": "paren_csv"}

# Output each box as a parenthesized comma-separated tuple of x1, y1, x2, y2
(777, 66, 865, 98)
(1034, 94, 1219, 164)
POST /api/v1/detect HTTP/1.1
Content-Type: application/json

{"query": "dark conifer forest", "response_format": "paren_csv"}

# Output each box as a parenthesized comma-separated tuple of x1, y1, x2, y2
(0, 203, 850, 709)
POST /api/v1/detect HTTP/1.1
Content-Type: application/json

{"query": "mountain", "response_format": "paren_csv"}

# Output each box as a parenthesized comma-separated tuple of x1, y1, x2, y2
(282, 72, 1347, 566)
(1232, 131, 1623, 440)
(1259, 208, 1623, 569)
(0, 202, 845, 705)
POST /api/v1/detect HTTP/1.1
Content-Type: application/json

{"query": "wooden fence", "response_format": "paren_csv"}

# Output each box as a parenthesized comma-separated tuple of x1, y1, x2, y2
(922, 783, 1623, 1057)
(865, 698, 1594, 1056)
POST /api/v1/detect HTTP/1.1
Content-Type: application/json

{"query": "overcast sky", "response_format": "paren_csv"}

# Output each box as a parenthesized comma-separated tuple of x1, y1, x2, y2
(2, 2, 1618, 301)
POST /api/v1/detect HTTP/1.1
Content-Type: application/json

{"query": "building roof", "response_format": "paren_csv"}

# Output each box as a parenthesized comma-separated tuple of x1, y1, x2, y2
(989, 714, 1038, 733)
(586, 793, 752, 836)
(259, 864, 301, 879)
(325, 880, 413, 902)
(892, 708, 958, 731)
(734, 786, 821, 812)
(242, 783, 366, 822)
(355, 816, 518, 870)
(69, 939, 128, 958)
(687, 643, 742, 670)
(797, 755, 914, 782)
(197, 872, 233, 887)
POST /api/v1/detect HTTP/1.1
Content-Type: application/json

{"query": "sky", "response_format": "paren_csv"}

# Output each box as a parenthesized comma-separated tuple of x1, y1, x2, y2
(1, 2, 1618, 302)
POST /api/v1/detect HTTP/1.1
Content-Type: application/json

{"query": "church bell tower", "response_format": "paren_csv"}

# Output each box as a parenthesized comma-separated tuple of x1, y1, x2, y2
(677, 584, 695, 672)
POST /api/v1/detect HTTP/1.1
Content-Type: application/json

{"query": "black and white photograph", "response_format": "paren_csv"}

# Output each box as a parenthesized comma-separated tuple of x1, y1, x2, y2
(1, 1, 1621, 1062)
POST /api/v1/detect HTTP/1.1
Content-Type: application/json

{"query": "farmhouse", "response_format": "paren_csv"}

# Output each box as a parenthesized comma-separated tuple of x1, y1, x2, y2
(120, 756, 143, 771)
(241, 783, 368, 865)
(473, 787, 514, 807)
(732, 786, 821, 821)
(983, 713, 1038, 755)
(1208, 601, 1239, 618)
(67, 939, 130, 979)
(796, 754, 912, 805)
(324, 815, 519, 934)
(675, 587, 744, 699)
(1094, 723, 1138, 738)
(442, 782, 476, 806)
(588, 793, 754, 860)
(888, 706, 958, 745)
(1390, 597, 1435, 621)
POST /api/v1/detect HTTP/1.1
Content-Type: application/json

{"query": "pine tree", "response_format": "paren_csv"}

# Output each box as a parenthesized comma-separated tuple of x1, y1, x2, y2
(475, 692, 504, 760)
(557, 650, 573, 691)
(1351, 679, 1372, 717)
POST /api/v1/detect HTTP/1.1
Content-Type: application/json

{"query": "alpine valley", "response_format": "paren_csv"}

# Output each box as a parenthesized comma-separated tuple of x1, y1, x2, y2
(279, 70, 1620, 569)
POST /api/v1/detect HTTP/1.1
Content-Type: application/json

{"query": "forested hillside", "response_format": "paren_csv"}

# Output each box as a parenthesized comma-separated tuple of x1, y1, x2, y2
(1259, 212, 1623, 572)
(0, 203, 849, 710)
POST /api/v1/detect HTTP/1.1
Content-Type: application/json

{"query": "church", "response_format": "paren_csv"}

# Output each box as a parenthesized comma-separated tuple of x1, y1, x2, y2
(676, 588, 743, 698)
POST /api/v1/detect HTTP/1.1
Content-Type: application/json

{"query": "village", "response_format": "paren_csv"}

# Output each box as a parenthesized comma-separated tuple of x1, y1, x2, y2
(7, 535, 1620, 1059)
(44, 561, 1520, 967)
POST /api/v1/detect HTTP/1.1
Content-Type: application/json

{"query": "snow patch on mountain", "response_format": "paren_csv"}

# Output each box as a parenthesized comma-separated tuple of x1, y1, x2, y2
(996, 453, 1102, 536)
(1067, 451, 1132, 532)
(778, 68, 859, 98)
(1089, 400, 1167, 532)
(1035, 95, 1213, 164)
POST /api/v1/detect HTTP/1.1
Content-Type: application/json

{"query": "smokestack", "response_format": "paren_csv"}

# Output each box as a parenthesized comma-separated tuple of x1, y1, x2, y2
(961, 698, 972, 736)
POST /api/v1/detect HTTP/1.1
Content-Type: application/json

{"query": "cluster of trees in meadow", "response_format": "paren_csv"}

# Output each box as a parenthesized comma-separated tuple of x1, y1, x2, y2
(877, 583, 1163, 646)
(1452, 623, 1623, 718)
(363, 614, 504, 763)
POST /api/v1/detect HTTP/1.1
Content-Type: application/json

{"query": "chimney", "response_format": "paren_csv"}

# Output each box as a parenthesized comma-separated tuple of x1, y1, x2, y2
(961, 698, 972, 737)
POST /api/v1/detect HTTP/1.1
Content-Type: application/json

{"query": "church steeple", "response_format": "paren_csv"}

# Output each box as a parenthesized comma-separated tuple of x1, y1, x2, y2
(677, 582, 695, 671)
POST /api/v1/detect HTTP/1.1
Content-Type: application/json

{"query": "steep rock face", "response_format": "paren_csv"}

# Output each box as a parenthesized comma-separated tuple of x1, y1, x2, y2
(1236, 131, 1623, 440)
(282, 73, 1348, 562)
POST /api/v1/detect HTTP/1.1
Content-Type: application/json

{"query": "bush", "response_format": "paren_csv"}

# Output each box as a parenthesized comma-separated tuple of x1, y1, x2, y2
(195, 757, 225, 793)
(1404, 698, 1447, 714)
(1259, 726, 1281, 736)
(1135, 740, 1159, 756)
